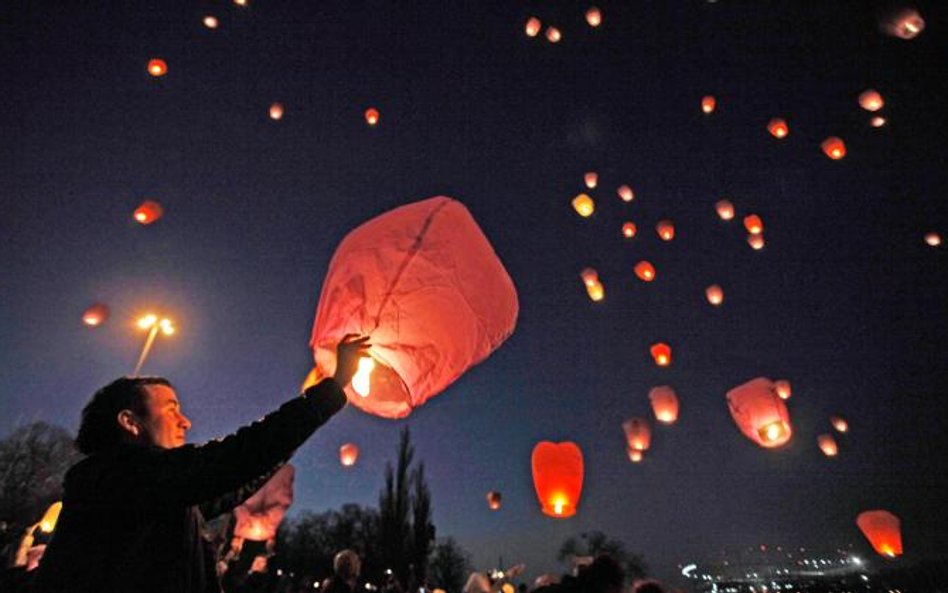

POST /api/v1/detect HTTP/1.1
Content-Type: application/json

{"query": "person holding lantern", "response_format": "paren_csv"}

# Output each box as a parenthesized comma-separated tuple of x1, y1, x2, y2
(32, 335, 370, 593)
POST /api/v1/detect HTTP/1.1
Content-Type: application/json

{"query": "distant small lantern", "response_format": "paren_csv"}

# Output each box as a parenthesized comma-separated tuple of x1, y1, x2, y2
(627, 448, 644, 463)
(747, 234, 765, 250)
(525, 17, 542, 38)
(580, 268, 604, 302)
(726, 377, 793, 448)
(531, 441, 584, 518)
(545, 27, 562, 43)
(364, 107, 380, 126)
(585, 7, 602, 28)
(487, 491, 502, 510)
(269, 102, 284, 120)
(147, 59, 167, 77)
(234, 0, 248, 6)
(82, 303, 110, 327)
(883, 8, 924, 40)
(767, 118, 789, 139)
(656, 220, 675, 241)
(584, 172, 598, 189)
(617, 185, 634, 202)
(133, 200, 164, 225)
(622, 222, 637, 239)
(634, 261, 656, 282)
(857, 510, 903, 558)
(830, 416, 849, 433)
(339, 443, 359, 466)
(705, 284, 723, 306)
(701, 95, 716, 114)
(870, 116, 887, 128)
(649, 386, 680, 424)
(817, 434, 838, 457)
(572, 193, 595, 217)
(821, 137, 846, 160)
(715, 199, 735, 221)
(858, 89, 884, 112)
(774, 380, 791, 400)
(924, 232, 941, 247)
(743, 214, 763, 235)
(203, 16, 219, 29)
(650, 342, 671, 367)
(623, 417, 652, 451)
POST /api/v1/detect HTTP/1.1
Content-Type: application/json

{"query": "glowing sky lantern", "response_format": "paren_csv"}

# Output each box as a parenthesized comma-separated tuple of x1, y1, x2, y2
(585, 7, 602, 28)
(364, 107, 380, 126)
(817, 434, 838, 457)
(617, 185, 634, 202)
(701, 95, 716, 114)
(627, 448, 644, 463)
(572, 193, 595, 218)
(650, 342, 671, 367)
(882, 8, 924, 40)
(747, 234, 765, 250)
(623, 417, 652, 451)
(234, 465, 294, 541)
(726, 377, 793, 448)
(38, 501, 63, 533)
(924, 232, 941, 247)
(133, 200, 164, 225)
(310, 197, 518, 419)
(269, 102, 284, 120)
(580, 268, 604, 302)
(656, 220, 675, 241)
(870, 116, 887, 128)
(821, 137, 846, 160)
(525, 17, 542, 38)
(858, 89, 884, 112)
(831, 415, 849, 433)
(545, 26, 562, 43)
(743, 214, 763, 235)
(715, 199, 735, 221)
(147, 59, 167, 77)
(773, 379, 791, 400)
(203, 15, 218, 29)
(767, 118, 789, 139)
(339, 443, 359, 466)
(584, 172, 598, 189)
(487, 491, 502, 510)
(622, 222, 637, 239)
(857, 510, 903, 558)
(82, 303, 109, 327)
(531, 441, 583, 518)
(634, 261, 656, 282)
(705, 285, 723, 306)
(649, 386, 680, 424)
(234, 0, 248, 6)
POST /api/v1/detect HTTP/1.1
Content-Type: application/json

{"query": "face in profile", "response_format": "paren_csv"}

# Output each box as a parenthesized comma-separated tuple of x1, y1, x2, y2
(137, 384, 192, 449)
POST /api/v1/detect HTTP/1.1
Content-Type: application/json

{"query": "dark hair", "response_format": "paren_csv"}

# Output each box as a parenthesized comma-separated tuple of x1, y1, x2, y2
(76, 377, 171, 455)
(578, 554, 625, 593)
(633, 580, 667, 593)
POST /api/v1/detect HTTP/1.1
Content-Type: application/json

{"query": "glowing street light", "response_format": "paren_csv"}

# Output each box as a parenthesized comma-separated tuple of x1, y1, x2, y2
(133, 313, 175, 375)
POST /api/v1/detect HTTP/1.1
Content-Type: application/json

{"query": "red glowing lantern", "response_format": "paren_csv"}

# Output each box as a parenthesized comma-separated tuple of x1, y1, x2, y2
(747, 234, 765, 250)
(882, 8, 924, 40)
(821, 137, 846, 160)
(310, 197, 518, 419)
(339, 443, 359, 466)
(584, 172, 598, 189)
(623, 417, 652, 451)
(726, 377, 793, 448)
(857, 510, 903, 558)
(650, 342, 671, 367)
(656, 220, 675, 241)
(767, 118, 789, 139)
(774, 380, 791, 400)
(147, 58, 167, 77)
(715, 199, 735, 221)
(649, 386, 679, 424)
(634, 261, 656, 282)
(621, 222, 637, 239)
(701, 95, 716, 114)
(82, 303, 109, 327)
(831, 416, 849, 433)
(617, 185, 634, 202)
(743, 214, 763, 235)
(133, 200, 164, 225)
(705, 285, 723, 306)
(531, 441, 583, 518)
(627, 448, 644, 463)
(585, 7, 602, 28)
(487, 491, 502, 510)
(924, 232, 941, 247)
(858, 89, 884, 112)
(545, 27, 562, 43)
(572, 193, 595, 217)
(364, 107, 380, 126)
(817, 434, 838, 457)
(525, 17, 542, 38)
(234, 465, 295, 541)
(269, 102, 284, 120)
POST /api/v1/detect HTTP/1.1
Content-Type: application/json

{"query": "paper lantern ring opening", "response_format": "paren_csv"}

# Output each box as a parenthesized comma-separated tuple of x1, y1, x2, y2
(857, 510, 903, 558)
(310, 197, 518, 419)
(531, 441, 583, 518)
(727, 377, 793, 448)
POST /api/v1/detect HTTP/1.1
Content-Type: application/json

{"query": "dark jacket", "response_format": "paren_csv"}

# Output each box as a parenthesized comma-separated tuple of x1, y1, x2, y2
(32, 379, 346, 593)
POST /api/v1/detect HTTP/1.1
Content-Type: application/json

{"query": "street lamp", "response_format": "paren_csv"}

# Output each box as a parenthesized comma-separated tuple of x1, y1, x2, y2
(133, 313, 175, 375)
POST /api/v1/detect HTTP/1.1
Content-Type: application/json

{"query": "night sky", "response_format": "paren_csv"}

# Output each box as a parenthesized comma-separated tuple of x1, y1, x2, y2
(2, 0, 947, 586)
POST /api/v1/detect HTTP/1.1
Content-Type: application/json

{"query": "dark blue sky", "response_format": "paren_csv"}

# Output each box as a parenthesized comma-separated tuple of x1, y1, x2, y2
(2, 0, 947, 586)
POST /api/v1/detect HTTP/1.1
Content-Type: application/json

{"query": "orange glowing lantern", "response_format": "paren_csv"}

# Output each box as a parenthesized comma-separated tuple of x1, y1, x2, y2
(650, 342, 671, 367)
(586, 7, 602, 27)
(858, 89, 884, 112)
(203, 16, 218, 29)
(531, 441, 583, 518)
(339, 443, 359, 466)
(701, 95, 716, 114)
(623, 417, 652, 451)
(572, 193, 595, 218)
(656, 220, 675, 241)
(38, 501, 63, 533)
(870, 116, 887, 128)
(525, 17, 542, 38)
(487, 491, 502, 510)
(269, 102, 284, 120)
(545, 27, 562, 43)
(924, 232, 941, 247)
(726, 377, 793, 448)
(649, 386, 679, 424)
(830, 415, 849, 433)
(234, 0, 248, 5)
(310, 197, 518, 419)
(743, 214, 763, 235)
(622, 222, 637, 239)
(634, 261, 656, 282)
(364, 107, 380, 126)
(774, 380, 791, 400)
(821, 137, 846, 160)
(82, 303, 109, 327)
(234, 465, 295, 541)
(817, 434, 838, 457)
(584, 172, 598, 189)
(747, 234, 765, 250)
(627, 448, 644, 463)
(147, 59, 167, 77)
(133, 200, 164, 225)
(715, 199, 735, 221)
(580, 268, 604, 302)
(857, 510, 903, 558)
(705, 284, 723, 306)
(767, 118, 789, 139)
(617, 185, 634, 202)
(883, 8, 924, 40)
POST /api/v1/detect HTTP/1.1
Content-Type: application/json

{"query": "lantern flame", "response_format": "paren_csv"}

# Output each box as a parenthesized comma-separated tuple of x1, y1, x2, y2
(352, 357, 375, 397)
(768, 118, 788, 138)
